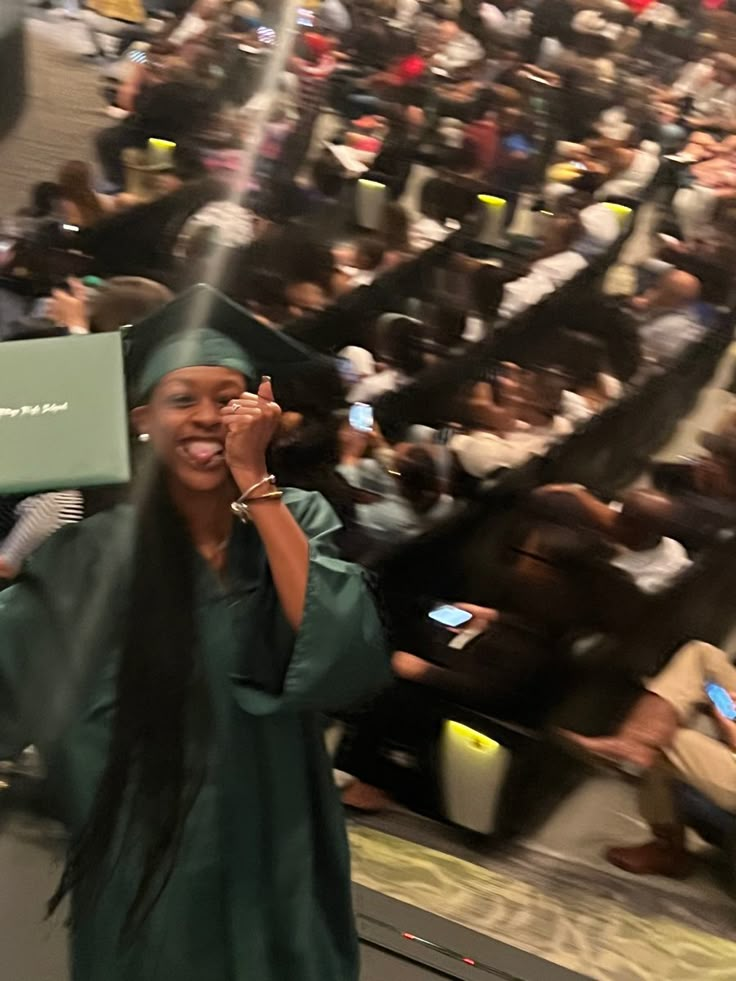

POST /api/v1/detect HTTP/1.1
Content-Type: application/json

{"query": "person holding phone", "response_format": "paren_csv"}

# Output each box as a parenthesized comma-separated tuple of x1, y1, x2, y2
(562, 640, 736, 878)
(341, 600, 555, 812)
(0, 285, 389, 980)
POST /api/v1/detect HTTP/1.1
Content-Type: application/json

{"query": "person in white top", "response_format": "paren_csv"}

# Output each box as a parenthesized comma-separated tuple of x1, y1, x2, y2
(499, 213, 588, 320)
(431, 11, 485, 74)
(610, 535, 691, 594)
(347, 314, 425, 404)
(451, 376, 573, 478)
(529, 484, 693, 594)
(575, 201, 621, 259)
(596, 142, 660, 201)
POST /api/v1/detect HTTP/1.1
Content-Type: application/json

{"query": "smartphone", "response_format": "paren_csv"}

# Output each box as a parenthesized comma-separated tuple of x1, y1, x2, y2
(705, 683, 736, 720)
(428, 604, 473, 628)
(61, 223, 80, 234)
(349, 402, 373, 433)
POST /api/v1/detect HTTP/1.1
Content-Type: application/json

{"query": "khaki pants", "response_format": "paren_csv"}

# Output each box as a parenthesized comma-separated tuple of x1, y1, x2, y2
(639, 642, 736, 825)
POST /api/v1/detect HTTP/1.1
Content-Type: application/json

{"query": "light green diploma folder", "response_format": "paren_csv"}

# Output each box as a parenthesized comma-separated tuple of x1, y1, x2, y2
(0, 332, 130, 493)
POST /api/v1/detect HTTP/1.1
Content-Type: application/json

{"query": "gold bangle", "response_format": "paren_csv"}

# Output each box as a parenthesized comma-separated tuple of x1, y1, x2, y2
(231, 477, 283, 523)
(235, 474, 276, 500)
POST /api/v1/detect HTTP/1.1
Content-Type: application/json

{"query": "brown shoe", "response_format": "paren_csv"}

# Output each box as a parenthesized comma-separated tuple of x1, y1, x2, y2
(341, 780, 394, 813)
(606, 825, 693, 878)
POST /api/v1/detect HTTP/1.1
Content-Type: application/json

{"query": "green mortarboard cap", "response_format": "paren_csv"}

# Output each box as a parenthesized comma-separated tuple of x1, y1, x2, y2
(123, 283, 321, 403)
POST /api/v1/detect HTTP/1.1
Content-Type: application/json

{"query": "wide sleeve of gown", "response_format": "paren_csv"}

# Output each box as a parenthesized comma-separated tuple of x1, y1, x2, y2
(0, 507, 130, 761)
(231, 489, 391, 716)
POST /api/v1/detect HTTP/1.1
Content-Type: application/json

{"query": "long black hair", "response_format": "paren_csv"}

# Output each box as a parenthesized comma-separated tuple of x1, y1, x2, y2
(49, 466, 211, 936)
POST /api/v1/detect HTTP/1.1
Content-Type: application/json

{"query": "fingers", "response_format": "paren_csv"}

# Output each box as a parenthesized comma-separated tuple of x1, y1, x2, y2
(258, 375, 274, 402)
(221, 391, 281, 430)
(68, 276, 85, 299)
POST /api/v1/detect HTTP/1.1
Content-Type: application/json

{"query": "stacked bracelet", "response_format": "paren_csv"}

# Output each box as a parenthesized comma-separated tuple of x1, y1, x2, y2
(231, 474, 284, 523)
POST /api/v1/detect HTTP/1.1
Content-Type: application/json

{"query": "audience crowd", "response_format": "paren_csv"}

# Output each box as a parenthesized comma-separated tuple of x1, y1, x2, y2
(8, 0, 736, 890)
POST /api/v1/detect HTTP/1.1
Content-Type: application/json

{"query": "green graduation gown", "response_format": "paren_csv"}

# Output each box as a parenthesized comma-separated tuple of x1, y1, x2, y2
(0, 489, 390, 981)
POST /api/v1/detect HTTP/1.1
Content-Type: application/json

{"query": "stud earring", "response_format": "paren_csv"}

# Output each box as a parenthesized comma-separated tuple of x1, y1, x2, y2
(137, 433, 150, 443)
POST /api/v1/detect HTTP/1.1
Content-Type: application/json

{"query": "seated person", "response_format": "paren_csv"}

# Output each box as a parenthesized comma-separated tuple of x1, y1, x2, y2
(409, 178, 456, 251)
(340, 504, 664, 811)
(450, 368, 573, 478)
(347, 314, 426, 404)
(334, 235, 386, 290)
(527, 485, 693, 595)
(56, 160, 117, 229)
(499, 214, 588, 320)
(97, 54, 216, 188)
(544, 138, 616, 206)
(654, 219, 736, 305)
(560, 192, 622, 259)
(561, 641, 736, 877)
(550, 332, 624, 425)
(49, 275, 173, 335)
(464, 263, 510, 340)
(630, 269, 704, 368)
(340, 601, 563, 812)
(673, 136, 736, 241)
(680, 53, 736, 132)
(488, 107, 537, 194)
(595, 140, 660, 201)
(268, 410, 357, 544)
(430, 10, 485, 75)
(339, 434, 455, 545)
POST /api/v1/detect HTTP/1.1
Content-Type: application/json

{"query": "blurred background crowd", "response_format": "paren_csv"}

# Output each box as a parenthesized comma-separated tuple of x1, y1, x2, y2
(5, 0, 736, 944)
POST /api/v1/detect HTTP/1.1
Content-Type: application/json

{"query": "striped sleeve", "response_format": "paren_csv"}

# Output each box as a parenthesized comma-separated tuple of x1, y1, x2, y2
(0, 492, 85, 571)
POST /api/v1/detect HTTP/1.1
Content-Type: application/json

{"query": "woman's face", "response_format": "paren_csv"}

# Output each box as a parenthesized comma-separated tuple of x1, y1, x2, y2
(132, 366, 246, 493)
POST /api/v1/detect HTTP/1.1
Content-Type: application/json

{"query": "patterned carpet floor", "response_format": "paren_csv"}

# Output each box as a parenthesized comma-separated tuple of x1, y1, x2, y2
(0, 16, 104, 214)
(349, 824, 736, 981)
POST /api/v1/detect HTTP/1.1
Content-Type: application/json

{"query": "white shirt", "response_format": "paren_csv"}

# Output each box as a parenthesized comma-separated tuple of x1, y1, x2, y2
(355, 493, 455, 543)
(348, 368, 408, 405)
(672, 59, 714, 98)
(597, 146, 660, 201)
(433, 31, 485, 73)
(610, 537, 692, 594)
(575, 203, 621, 259)
(480, 3, 508, 33)
(409, 217, 451, 252)
(452, 417, 573, 477)
(499, 250, 587, 320)
(560, 390, 595, 426)
(640, 309, 707, 365)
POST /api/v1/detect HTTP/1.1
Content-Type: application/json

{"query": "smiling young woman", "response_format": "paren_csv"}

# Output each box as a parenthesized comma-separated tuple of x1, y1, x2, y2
(0, 285, 390, 981)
